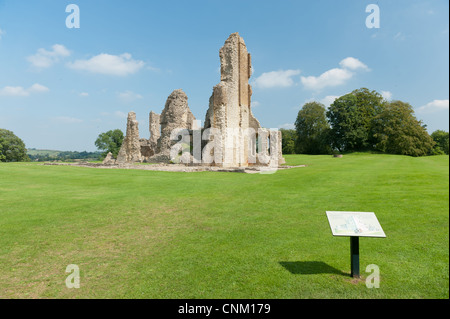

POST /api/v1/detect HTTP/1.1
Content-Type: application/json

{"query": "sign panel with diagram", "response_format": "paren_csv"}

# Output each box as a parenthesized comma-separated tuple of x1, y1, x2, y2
(326, 211, 386, 238)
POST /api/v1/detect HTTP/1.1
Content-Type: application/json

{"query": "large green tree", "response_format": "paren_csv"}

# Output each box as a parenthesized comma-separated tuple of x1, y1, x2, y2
(372, 101, 435, 157)
(95, 129, 124, 158)
(279, 129, 296, 154)
(430, 130, 449, 155)
(295, 102, 331, 154)
(327, 88, 385, 152)
(0, 129, 30, 162)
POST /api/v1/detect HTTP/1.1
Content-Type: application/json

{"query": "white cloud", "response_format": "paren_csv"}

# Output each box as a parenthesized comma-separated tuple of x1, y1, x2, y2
(52, 116, 83, 124)
(320, 95, 340, 108)
(113, 111, 127, 118)
(0, 28, 5, 40)
(67, 53, 145, 76)
(0, 86, 29, 97)
(100, 111, 128, 119)
(29, 83, 50, 93)
(301, 68, 353, 90)
(252, 69, 301, 89)
(279, 123, 295, 130)
(339, 57, 369, 71)
(394, 32, 406, 41)
(147, 65, 160, 72)
(79, 92, 89, 97)
(118, 90, 143, 102)
(27, 44, 70, 69)
(0, 83, 49, 96)
(301, 57, 369, 91)
(381, 91, 393, 101)
(417, 99, 449, 113)
(252, 101, 260, 108)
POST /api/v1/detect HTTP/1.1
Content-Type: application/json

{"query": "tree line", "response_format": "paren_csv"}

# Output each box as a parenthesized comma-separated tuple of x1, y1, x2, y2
(281, 88, 449, 157)
(1, 127, 123, 163)
(1, 128, 103, 162)
(27, 150, 103, 162)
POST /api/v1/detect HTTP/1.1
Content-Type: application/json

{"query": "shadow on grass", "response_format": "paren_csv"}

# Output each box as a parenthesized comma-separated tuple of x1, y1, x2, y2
(279, 261, 347, 276)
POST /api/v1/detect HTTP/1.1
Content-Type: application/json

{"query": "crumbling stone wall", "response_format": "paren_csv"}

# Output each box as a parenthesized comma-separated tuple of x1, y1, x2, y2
(116, 33, 284, 167)
(149, 111, 161, 150)
(116, 112, 142, 164)
(139, 138, 153, 158)
(145, 89, 196, 163)
(157, 89, 195, 154)
(102, 152, 116, 165)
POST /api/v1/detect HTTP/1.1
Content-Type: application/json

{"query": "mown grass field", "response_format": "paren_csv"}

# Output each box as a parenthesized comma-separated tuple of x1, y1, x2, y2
(0, 154, 448, 299)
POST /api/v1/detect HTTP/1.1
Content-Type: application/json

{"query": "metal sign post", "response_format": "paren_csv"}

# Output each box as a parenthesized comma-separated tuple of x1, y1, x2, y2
(350, 236, 360, 278)
(326, 211, 386, 278)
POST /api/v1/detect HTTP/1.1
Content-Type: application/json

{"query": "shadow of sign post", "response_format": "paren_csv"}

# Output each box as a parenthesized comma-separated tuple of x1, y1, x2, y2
(279, 261, 347, 276)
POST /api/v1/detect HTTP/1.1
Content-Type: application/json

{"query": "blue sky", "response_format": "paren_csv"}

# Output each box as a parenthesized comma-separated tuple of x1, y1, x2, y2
(0, 0, 448, 151)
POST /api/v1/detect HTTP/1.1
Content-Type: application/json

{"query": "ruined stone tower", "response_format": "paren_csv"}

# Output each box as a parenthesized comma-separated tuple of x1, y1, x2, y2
(116, 111, 142, 164)
(149, 111, 161, 151)
(204, 32, 282, 167)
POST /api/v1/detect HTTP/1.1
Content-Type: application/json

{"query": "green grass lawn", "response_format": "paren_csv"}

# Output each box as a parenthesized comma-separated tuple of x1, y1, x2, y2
(0, 154, 448, 299)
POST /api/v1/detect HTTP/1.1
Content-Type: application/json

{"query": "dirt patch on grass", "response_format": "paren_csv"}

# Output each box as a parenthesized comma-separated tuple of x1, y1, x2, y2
(43, 162, 306, 173)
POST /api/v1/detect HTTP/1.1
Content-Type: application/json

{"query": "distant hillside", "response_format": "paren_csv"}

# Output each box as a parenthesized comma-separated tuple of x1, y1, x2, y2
(27, 149, 102, 162)
(27, 149, 62, 156)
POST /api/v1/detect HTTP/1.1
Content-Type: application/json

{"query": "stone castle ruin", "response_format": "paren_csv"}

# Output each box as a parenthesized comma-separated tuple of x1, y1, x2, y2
(112, 33, 285, 168)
